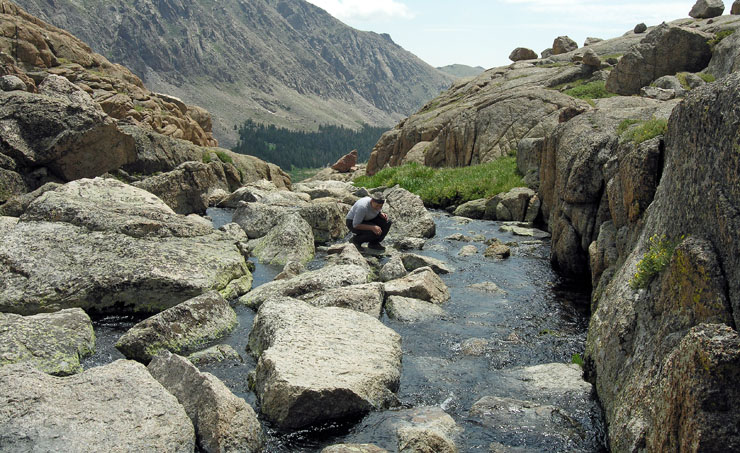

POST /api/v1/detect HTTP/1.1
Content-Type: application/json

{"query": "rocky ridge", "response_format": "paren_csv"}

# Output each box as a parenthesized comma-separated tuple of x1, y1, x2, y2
(365, 5, 740, 451)
(13, 0, 455, 147)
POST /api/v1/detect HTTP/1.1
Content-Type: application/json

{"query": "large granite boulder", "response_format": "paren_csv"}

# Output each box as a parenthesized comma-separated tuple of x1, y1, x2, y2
(396, 406, 460, 453)
(538, 96, 677, 277)
(292, 179, 363, 204)
(301, 282, 386, 317)
(606, 24, 713, 95)
(0, 308, 94, 375)
(509, 47, 538, 61)
(20, 177, 213, 237)
(0, 75, 136, 187)
(248, 298, 402, 429)
(383, 187, 435, 239)
(552, 36, 578, 55)
(385, 296, 446, 322)
(0, 178, 250, 315)
(238, 264, 370, 309)
(218, 179, 304, 208)
(298, 201, 349, 244)
(115, 291, 238, 363)
(383, 267, 450, 304)
(689, 0, 725, 18)
(400, 253, 452, 274)
(251, 212, 315, 265)
(132, 161, 231, 214)
(452, 198, 487, 219)
(0, 360, 195, 452)
(733, 0, 740, 14)
(585, 73, 740, 451)
(707, 27, 740, 78)
(232, 201, 291, 239)
(148, 351, 264, 453)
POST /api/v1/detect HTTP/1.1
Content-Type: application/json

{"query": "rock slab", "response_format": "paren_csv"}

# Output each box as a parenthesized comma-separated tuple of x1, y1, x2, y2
(248, 298, 402, 429)
(116, 291, 237, 363)
(0, 360, 195, 452)
(0, 308, 94, 376)
(148, 351, 263, 453)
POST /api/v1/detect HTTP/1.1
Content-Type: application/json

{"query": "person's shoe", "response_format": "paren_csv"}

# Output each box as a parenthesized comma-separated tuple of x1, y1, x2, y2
(368, 242, 385, 251)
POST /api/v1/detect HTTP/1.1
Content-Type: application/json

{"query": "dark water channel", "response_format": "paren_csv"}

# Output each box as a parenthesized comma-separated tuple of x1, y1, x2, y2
(83, 209, 606, 452)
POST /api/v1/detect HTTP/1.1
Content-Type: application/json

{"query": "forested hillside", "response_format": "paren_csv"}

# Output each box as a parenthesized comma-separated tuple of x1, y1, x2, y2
(233, 121, 387, 170)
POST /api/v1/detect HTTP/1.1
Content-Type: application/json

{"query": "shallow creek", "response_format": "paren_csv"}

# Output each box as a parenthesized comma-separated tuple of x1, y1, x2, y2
(83, 209, 606, 452)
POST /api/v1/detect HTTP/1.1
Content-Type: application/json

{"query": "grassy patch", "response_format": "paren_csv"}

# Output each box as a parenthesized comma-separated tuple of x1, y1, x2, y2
(215, 150, 233, 164)
(630, 234, 682, 289)
(708, 29, 735, 51)
(202, 151, 212, 163)
(619, 118, 668, 145)
(698, 72, 715, 83)
(563, 80, 618, 100)
(288, 167, 323, 183)
(571, 353, 585, 368)
(353, 159, 524, 208)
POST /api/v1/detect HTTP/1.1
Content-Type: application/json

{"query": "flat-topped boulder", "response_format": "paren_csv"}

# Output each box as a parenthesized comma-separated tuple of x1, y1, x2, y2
(22, 177, 213, 238)
(238, 264, 370, 309)
(384, 267, 450, 304)
(248, 298, 402, 429)
(301, 282, 386, 317)
(385, 296, 446, 322)
(115, 291, 237, 363)
(0, 360, 195, 452)
(0, 308, 94, 376)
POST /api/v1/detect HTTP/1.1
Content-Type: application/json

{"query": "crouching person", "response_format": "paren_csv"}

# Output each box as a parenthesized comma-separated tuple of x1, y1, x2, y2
(345, 193, 392, 251)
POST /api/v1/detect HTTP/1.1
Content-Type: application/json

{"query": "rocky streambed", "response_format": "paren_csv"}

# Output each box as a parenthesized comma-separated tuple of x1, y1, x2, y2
(82, 209, 606, 452)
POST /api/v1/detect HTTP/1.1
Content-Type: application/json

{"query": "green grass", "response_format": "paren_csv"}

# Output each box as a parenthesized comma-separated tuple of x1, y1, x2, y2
(698, 72, 716, 83)
(202, 151, 212, 163)
(630, 234, 682, 289)
(619, 118, 668, 145)
(214, 150, 233, 164)
(353, 159, 524, 208)
(288, 167, 323, 183)
(571, 353, 585, 368)
(708, 29, 735, 51)
(563, 80, 618, 100)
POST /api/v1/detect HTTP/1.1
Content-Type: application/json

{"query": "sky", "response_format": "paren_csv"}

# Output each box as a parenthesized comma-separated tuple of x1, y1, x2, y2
(304, 0, 694, 68)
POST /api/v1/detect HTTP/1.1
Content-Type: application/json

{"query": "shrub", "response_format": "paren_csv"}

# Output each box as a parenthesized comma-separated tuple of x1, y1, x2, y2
(619, 118, 668, 145)
(202, 151, 212, 163)
(353, 158, 524, 208)
(563, 80, 618, 100)
(630, 234, 683, 289)
(215, 150, 233, 164)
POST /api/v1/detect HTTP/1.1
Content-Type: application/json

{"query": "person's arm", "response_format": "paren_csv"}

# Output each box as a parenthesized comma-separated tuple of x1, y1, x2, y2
(351, 205, 382, 235)
(354, 223, 382, 235)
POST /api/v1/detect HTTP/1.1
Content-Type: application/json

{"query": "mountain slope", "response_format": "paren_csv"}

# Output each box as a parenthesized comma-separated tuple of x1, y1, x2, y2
(15, 0, 454, 147)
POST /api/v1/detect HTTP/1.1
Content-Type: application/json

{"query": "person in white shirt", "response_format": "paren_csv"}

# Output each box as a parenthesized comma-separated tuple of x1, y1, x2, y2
(345, 193, 392, 250)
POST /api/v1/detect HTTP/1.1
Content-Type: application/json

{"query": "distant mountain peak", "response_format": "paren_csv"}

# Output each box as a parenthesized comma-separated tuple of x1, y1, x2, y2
(15, 0, 454, 147)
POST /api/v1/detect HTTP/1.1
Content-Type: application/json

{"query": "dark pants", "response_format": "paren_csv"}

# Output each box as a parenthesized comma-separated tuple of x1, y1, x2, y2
(346, 215, 392, 245)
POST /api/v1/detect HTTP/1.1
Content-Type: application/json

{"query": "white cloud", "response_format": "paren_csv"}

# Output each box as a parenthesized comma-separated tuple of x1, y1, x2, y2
(501, 0, 689, 25)
(305, 0, 414, 21)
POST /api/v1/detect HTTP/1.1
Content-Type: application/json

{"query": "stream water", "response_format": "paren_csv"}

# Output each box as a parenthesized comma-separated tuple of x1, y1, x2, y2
(83, 209, 606, 452)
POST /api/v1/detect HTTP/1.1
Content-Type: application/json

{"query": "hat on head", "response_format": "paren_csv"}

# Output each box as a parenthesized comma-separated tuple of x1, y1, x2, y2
(371, 193, 385, 204)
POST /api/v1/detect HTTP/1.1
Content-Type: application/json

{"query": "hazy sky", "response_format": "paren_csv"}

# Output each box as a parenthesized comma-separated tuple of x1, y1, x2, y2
(304, 0, 694, 68)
